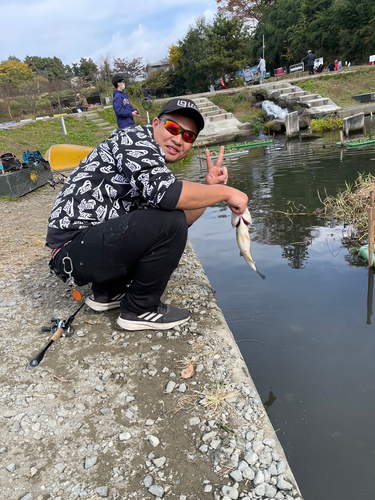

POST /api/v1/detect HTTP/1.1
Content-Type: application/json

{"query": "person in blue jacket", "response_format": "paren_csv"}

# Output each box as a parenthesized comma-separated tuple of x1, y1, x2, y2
(112, 74, 140, 129)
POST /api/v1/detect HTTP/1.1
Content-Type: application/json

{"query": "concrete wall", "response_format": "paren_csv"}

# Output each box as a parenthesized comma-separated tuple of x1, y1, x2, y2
(285, 111, 299, 136)
(343, 112, 364, 136)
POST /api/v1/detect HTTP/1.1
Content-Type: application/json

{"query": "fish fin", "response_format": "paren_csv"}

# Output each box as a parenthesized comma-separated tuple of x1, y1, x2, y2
(256, 270, 266, 280)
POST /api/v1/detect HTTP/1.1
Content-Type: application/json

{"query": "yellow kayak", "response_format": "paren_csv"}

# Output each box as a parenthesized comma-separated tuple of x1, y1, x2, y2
(44, 144, 94, 171)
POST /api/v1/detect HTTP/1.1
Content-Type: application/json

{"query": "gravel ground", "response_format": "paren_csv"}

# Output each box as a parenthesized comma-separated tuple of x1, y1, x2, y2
(0, 183, 303, 500)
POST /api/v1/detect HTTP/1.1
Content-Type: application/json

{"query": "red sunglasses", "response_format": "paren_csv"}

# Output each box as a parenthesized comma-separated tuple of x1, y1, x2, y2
(159, 117, 197, 144)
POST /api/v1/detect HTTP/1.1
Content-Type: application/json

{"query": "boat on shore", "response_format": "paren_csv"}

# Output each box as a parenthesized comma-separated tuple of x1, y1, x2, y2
(44, 144, 93, 172)
(0, 163, 52, 198)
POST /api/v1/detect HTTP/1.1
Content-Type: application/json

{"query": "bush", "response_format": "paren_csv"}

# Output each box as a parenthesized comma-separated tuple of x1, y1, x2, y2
(310, 116, 343, 132)
(229, 78, 245, 88)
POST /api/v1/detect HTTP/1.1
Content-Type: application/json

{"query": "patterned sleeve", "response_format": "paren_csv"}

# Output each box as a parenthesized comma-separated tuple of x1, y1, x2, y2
(112, 127, 180, 209)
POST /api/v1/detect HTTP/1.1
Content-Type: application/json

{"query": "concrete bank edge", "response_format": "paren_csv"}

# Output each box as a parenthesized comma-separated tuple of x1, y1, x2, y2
(186, 238, 303, 499)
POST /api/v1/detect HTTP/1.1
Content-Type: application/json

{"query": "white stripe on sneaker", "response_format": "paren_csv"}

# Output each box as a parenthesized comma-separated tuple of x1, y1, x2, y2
(138, 312, 151, 318)
(139, 312, 159, 321)
(151, 314, 163, 322)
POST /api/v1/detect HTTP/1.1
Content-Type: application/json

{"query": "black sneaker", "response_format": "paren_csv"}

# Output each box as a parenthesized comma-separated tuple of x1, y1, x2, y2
(85, 293, 126, 312)
(116, 303, 191, 331)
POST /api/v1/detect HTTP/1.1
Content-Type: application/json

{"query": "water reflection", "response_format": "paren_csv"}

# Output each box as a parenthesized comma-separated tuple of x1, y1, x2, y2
(182, 117, 375, 500)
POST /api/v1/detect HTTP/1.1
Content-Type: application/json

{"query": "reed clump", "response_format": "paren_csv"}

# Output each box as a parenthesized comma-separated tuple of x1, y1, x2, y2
(320, 173, 375, 244)
(310, 116, 343, 132)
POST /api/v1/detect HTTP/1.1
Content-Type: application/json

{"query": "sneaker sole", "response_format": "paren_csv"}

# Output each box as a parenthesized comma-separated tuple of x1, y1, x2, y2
(116, 315, 190, 331)
(85, 296, 122, 312)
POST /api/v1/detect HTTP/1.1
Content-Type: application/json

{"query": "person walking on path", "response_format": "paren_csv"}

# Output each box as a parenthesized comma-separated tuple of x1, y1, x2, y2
(244, 66, 254, 86)
(112, 74, 140, 129)
(257, 57, 266, 84)
(302, 50, 315, 75)
(46, 98, 248, 332)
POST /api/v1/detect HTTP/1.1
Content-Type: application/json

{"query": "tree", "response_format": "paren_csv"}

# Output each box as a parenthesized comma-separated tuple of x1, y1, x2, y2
(24, 55, 67, 80)
(18, 76, 49, 114)
(168, 45, 183, 69)
(250, 0, 375, 70)
(48, 78, 70, 110)
(176, 15, 253, 93)
(0, 59, 33, 86)
(0, 82, 18, 119)
(71, 57, 97, 81)
(145, 70, 171, 97)
(217, 0, 271, 28)
(113, 57, 145, 80)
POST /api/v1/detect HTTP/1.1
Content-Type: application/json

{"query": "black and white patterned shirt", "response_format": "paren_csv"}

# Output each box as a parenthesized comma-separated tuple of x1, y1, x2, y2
(46, 125, 182, 248)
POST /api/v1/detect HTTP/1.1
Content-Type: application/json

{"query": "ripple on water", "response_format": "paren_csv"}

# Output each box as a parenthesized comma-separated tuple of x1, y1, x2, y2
(236, 338, 270, 365)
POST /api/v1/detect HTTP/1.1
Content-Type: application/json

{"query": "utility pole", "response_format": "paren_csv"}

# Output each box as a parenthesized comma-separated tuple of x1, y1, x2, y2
(263, 35, 265, 60)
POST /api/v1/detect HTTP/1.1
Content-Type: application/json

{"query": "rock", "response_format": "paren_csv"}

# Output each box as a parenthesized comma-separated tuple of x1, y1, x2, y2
(264, 120, 283, 133)
(229, 469, 243, 482)
(119, 432, 131, 441)
(244, 451, 258, 465)
(101, 370, 111, 382)
(20, 494, 33, 500)
(144, 475, 153, 488)
(263, 438, 276, 448)
(148, 484, 164, 497)
(54, 463, 65, 473)
(221, 485, 239, 499)
(95, 486, 108, 497)
(277, 459, 287, 474)
(84, 456, 97, 469)
(152, 456, 166, 467)
(242, 466, 254, 480)
(253, 470, 264, 486)
(189, 417, 200, 426)
(254, 483, 266, 496)
(6, 463, 16, 472)
(165, 381, 176, 393)
(277, 475, 293, 490)
(252, 440, 265, 454)
(147, 435, 160, 447)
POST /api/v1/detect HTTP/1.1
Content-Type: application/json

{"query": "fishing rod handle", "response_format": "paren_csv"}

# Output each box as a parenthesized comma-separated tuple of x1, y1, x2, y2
(50, 327, 65, 342)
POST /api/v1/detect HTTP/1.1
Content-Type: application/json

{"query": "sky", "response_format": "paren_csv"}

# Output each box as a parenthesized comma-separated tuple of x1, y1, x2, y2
(1, 0, 218, 67)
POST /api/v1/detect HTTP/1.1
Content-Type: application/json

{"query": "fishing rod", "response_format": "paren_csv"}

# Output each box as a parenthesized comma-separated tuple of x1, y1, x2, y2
(29, 300, 85, 368)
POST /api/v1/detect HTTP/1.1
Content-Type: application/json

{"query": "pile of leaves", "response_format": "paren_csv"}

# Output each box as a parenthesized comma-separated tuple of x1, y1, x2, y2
(320, 173, 375, 244)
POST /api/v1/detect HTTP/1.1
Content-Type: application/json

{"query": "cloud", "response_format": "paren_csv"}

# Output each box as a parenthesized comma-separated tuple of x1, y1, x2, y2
(1, 0, 217, 66)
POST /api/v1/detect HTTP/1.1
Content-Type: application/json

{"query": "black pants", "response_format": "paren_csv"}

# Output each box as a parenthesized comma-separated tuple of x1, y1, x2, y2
(308, 66, 314, 75)
(53, 209, 188, 313)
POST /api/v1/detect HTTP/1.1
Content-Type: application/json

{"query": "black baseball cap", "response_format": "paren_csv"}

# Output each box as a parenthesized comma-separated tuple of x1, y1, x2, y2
(158, 98, 204, 134)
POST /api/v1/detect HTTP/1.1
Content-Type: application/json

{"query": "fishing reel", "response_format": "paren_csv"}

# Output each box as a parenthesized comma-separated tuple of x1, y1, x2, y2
(41, 318, 75, 337)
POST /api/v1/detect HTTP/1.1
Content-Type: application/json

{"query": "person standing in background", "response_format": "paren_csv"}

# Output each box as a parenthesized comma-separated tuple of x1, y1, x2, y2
(244, 66, 254, 86)
(257, 57, 266, 84)
(112, 74, 139, 129)
(302, 50, 315, 75)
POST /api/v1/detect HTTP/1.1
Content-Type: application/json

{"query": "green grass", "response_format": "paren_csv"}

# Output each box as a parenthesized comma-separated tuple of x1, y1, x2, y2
(210, 92, 264, 129)
(0, 115, 112, 160)
(296, 66, 375, 107)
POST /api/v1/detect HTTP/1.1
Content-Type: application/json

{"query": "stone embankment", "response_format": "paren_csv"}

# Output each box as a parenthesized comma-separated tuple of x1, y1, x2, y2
(0, 185, 303, 500)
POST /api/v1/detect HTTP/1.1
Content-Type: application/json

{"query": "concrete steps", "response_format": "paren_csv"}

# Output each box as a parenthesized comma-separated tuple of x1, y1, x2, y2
(264, 82, 340, 116)
(84, 112, 114, 132)
(191, 97, 242, 140)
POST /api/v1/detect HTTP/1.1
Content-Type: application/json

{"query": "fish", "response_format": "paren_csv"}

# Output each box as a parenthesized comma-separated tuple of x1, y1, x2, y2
(231, 208, 265, 280)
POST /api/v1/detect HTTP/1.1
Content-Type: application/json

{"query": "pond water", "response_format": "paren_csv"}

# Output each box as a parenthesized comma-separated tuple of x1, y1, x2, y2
(174, 117, 375, 500)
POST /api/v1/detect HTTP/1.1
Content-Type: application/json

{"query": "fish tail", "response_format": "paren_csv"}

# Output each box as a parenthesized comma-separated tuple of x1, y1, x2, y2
(256, 270, 266, 280)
